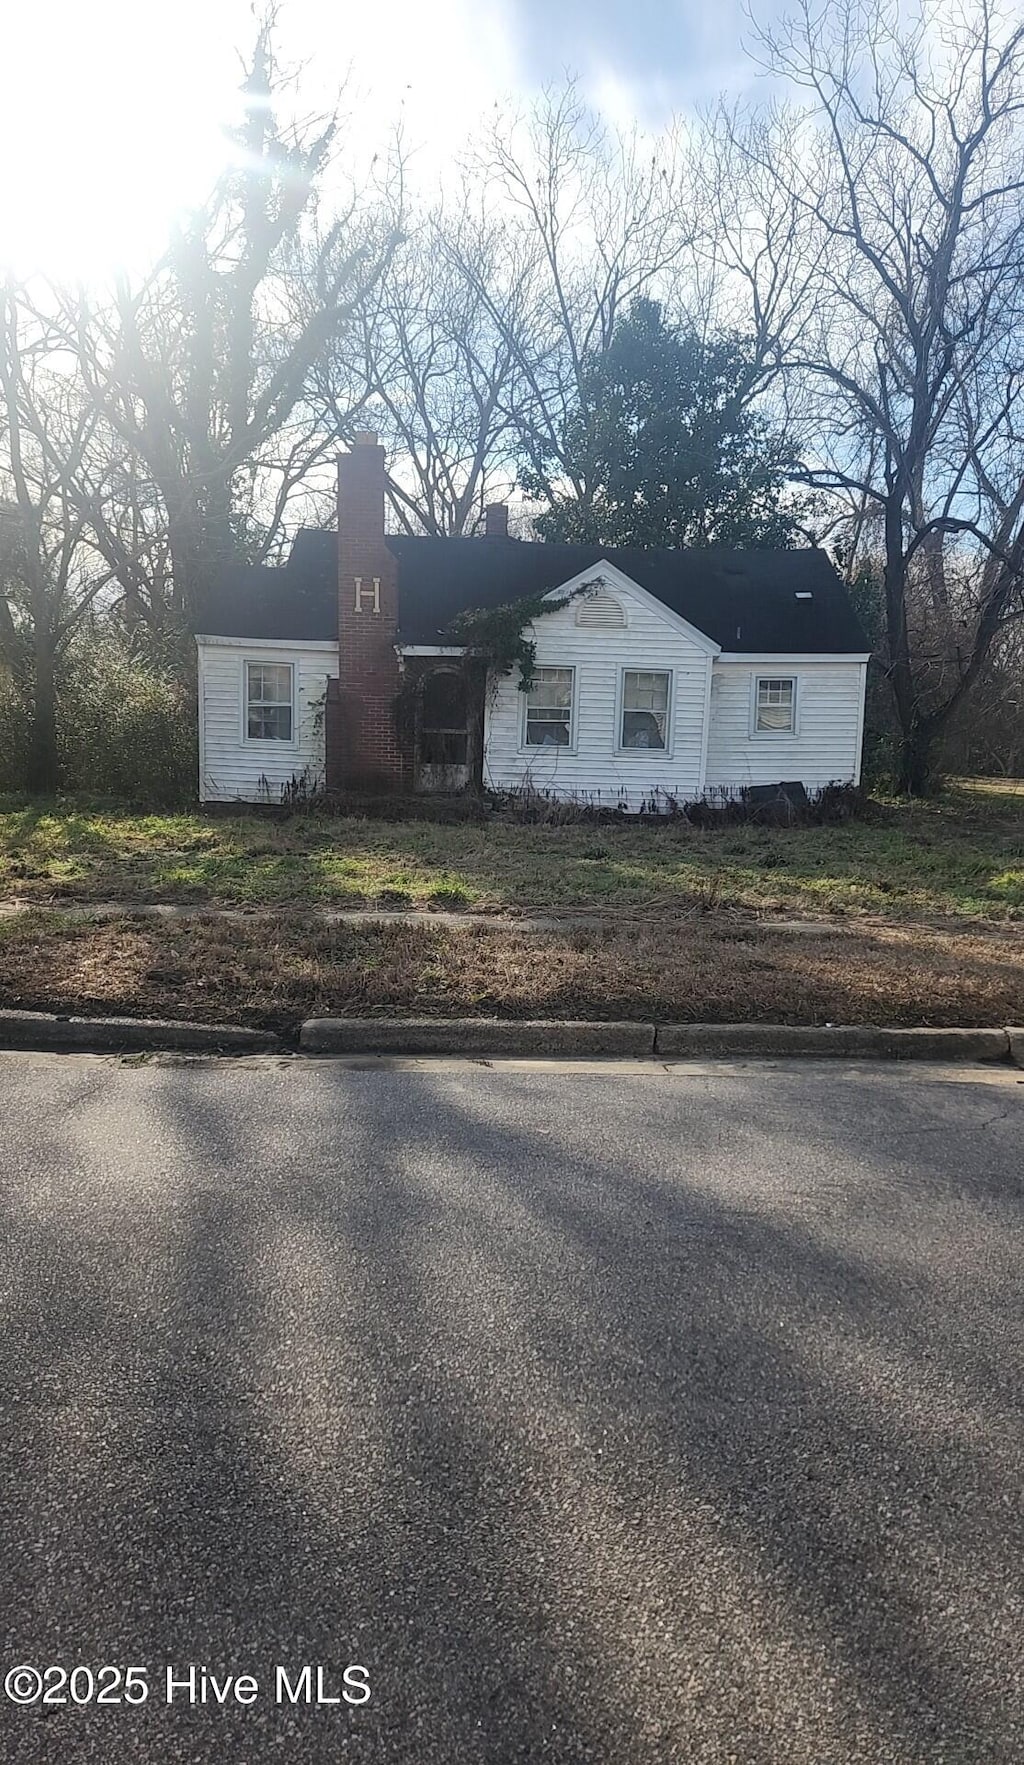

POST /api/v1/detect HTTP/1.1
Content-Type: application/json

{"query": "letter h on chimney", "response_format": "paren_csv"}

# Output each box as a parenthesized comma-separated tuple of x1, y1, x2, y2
(354, 576, 381, 614)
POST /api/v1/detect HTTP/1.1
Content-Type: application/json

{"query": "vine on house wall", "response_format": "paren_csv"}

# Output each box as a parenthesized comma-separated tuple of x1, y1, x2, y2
(447, 579, 597, 692)
(308, 688, 327, 739)
(393, 662, 433, 746)
(392, 579, 602, 747)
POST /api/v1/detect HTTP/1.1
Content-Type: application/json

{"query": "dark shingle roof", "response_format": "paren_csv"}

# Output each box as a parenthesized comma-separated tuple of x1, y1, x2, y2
(199, 530, 869, 654)
(390, 537, 868, 652)
(196, 566, 326, 641)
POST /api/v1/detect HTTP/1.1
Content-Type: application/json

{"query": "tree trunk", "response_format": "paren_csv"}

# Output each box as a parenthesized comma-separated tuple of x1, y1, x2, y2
(0, 591, 18, 669)
(895, 723, 936, 796)
(167, 482, 236, 624)
(27, 634, 58, 794)
(166, 509, 209, 623)
(883, 497, 916, 735)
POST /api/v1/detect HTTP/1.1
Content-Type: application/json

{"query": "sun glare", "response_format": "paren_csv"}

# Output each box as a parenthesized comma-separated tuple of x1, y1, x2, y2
(0, 0, 522, 281)
(0, 0, 247, 278)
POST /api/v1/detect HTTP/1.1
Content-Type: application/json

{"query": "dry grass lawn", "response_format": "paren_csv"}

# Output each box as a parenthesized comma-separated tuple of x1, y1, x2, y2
(1, 909, 1021, 1032)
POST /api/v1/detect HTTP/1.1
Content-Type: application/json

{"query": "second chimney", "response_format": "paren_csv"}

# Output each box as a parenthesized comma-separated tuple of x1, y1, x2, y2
(484, 502, 509, 540)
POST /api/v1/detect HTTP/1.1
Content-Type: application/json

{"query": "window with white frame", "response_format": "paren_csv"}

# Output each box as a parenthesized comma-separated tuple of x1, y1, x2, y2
(621, 670, 670, 750)
(246, 661, 294, 741)
(524, 666, 574, 747)
(755, 676, 796, 733)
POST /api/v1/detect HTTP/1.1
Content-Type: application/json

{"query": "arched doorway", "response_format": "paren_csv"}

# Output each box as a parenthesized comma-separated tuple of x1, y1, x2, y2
(415, 667, 471, 793)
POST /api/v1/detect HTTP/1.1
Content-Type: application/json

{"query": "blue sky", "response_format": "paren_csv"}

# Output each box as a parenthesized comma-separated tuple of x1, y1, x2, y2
(506, 0, 775, 121)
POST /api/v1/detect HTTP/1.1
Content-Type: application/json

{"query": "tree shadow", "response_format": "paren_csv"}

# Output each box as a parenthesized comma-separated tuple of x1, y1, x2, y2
(0, 1057, 1021, 1761)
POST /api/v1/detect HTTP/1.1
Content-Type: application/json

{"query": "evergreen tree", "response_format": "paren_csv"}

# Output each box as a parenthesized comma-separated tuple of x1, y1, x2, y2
(523, 298, 799, 549)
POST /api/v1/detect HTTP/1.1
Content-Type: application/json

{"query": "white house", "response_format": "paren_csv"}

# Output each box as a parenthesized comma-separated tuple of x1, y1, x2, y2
(195, 434, 870, 808)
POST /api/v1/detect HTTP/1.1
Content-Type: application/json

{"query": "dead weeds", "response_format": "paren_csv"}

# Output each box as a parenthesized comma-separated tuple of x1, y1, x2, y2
(0, 910, 1021, 1031)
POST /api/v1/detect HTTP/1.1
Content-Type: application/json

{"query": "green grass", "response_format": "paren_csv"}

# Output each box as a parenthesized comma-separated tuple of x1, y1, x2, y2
(1, 781, 1023, 923)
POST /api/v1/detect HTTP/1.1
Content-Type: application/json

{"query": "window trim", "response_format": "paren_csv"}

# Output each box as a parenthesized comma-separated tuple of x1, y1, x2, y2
(751, 673, 798, 738)
(615, 666, 674, 757)
(520, 663, 577, 754)
(242, 658, 298, 747)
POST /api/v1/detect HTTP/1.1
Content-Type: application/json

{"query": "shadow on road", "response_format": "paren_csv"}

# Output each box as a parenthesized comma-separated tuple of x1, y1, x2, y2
(0, 1058, 1021, 1762)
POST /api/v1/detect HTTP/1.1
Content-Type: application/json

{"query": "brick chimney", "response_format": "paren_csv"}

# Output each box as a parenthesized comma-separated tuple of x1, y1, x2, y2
(328, 433, 404, 792)
(484, 502, 509, 539)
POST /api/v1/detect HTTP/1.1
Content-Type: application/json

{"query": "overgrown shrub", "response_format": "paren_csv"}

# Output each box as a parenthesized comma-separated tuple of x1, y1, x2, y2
(0, 634, 196, 806)
(485, 780, 867, 827)
(0, 671, 31, 790)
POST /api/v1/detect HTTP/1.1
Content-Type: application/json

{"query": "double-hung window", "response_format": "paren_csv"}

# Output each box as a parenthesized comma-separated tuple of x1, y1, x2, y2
(754, 676, 796, 734)
(246, 662, 294, 741)
(621, 670, 670, 750)
(524, 666, 574, 747)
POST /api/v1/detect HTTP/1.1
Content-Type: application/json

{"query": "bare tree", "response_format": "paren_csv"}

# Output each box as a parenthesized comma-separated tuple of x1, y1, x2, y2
(456, 82, 693, 523)
(686, 102, 822, 389)
(942, 617, 1024, 775)
(54, 18, 396, 623)
(0, 286, 117, 790)
(324, 201, 533, 534)
(733, 0, 1024, 791)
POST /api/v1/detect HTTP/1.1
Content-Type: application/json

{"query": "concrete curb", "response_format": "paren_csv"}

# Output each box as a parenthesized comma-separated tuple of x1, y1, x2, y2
(0, 1009, 279, 1055)
(300, 1017, 1017, 1063)
(299, 1018, 655, 1057)
(0, 1010, 1016, 1064)
(653, 1023, 1013, 1062)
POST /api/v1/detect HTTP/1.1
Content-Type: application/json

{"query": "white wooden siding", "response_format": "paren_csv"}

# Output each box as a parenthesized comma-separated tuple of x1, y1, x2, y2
(704, 660, 867, 794)
(196, 580, 868, 809)
(482, 585, 713, 808)
(196, 637, 335, 803)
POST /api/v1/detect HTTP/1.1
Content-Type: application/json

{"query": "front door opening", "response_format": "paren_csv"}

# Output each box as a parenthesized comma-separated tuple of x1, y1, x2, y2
(416, 668, 470, 792)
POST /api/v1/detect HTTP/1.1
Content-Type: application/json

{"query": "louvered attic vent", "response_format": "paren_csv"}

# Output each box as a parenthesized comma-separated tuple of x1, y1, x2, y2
(575, 589, 627, 628)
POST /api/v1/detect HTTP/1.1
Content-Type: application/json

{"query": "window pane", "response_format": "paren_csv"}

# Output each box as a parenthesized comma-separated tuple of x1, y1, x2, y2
(248, 663, 291, 706)
(246, 662, 293, 740)
(526, 668, 573, 745)
(622, 670, 668, 749)
(530, 667, 573, 710)
(526, 712, 570, 746)
(756, 678, 794, 731)
(247, 704, 292, 741)
(624, 671, 669, 712)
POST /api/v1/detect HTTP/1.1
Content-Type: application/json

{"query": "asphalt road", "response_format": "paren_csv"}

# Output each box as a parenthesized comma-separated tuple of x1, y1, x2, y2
(0, 1052, 1022, 1765)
